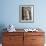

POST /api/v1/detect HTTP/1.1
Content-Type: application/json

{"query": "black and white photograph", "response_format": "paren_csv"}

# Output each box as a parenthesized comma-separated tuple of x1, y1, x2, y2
(19, 5, 34, 23)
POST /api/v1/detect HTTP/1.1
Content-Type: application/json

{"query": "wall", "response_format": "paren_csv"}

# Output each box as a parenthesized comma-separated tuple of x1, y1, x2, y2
(0, 0, 39, 29)
(0, 0, 46, 29)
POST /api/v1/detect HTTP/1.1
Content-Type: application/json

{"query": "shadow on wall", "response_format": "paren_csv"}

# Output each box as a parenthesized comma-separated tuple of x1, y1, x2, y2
(0, 24, 7, 43)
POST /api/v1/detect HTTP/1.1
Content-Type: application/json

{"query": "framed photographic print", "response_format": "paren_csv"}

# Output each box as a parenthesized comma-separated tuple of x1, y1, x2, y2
(19, 5, 34, 23)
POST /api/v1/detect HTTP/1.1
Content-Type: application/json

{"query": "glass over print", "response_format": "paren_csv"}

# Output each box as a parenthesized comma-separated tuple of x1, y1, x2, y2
(19, 5, 34, 23)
